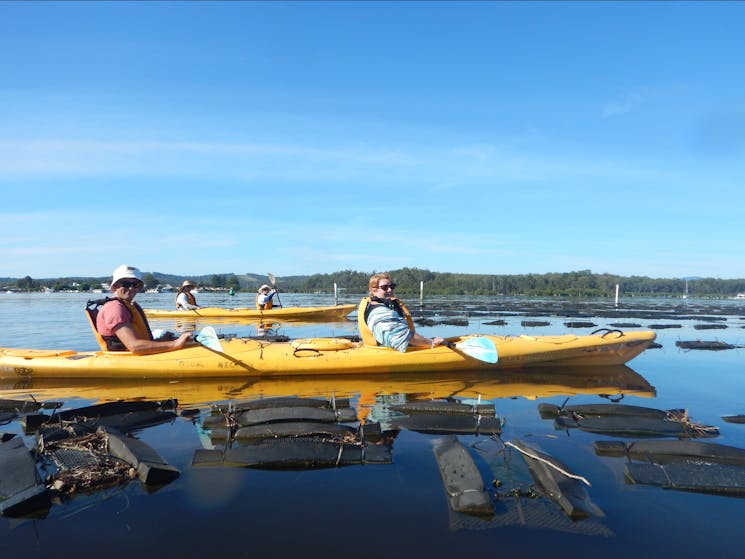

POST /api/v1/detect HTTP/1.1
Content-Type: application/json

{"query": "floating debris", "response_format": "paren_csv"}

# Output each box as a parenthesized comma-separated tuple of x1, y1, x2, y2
(389, 397, 501, 435)
(392, 414, 502, 436)
(506, 439, 603, 520)
(44, 430, 136, 495)
(0, 435, 50, 517)
(107, 430, 181, 486)
(23, 399, 178, 436)
(234, 421, 357, 441)
(193, 396, 393, 470)
(1, 398, 182, 519)
(211, 396, 350, 414)
(540, 403, 719, 438)
(521, 320, 551, 327)
(234, 406, 358, 427)
(595, 439, 745, 496)
(538, 402, 675, 420)
(626, 462, 745, 495)
(676, 340, 737, 350)
(594, 439, 745, 464)
(433, 435, 493, 516)
(195, 435, 391, 469)
(389, 399, 496, 417)
(442, 318, 469, 327)
(0, 398, 61, 414)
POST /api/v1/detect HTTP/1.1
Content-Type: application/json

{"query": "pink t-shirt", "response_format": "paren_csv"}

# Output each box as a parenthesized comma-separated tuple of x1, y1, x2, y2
(96, 300, 132, 337)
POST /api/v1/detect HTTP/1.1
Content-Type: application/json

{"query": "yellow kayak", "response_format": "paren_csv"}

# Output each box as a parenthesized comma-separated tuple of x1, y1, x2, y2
(143, 304, 356, 321)
(0, 330, 656, 380)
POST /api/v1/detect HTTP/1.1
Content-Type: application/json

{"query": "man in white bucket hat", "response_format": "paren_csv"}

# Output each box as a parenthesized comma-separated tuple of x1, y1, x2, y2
(95, 265, 192, 354)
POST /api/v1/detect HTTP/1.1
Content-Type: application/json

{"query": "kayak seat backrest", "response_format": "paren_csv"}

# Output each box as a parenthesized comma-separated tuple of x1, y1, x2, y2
(357, 298, 379, 347)
(85, 299, 111, 351)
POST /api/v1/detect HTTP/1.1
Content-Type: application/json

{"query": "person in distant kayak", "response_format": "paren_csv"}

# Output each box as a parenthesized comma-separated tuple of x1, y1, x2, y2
(358, 272, 445, 352)
(176, 280, 202, 310)
(256, 284, 278, 310)
(95, 265, 192, 355)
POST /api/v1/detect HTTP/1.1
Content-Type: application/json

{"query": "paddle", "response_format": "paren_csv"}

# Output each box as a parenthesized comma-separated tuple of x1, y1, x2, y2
(195, 326, 224, 352)
(194, 326, 255, 372)
(267, 273, 283, 308)
(446, 337, 498, 364)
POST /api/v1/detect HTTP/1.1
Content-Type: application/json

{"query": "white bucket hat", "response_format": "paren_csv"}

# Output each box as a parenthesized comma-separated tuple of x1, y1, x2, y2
(111, 265, 143, 287)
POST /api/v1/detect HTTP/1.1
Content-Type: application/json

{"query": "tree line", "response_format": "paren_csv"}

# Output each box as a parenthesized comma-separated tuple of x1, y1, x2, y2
(292, 268, 745, 298)
(4, 268, 745, 298)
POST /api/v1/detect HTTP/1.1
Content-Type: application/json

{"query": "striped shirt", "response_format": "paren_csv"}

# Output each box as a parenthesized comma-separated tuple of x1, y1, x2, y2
(366, 304, 413, 352)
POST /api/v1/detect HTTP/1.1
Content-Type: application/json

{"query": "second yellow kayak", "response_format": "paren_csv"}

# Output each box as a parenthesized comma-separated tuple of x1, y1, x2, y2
(143, 303, 356, 321)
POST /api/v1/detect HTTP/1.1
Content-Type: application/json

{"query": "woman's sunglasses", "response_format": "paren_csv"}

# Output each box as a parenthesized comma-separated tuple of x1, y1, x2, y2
(377, 283, 396, 291)
(118, 281, 142, 289)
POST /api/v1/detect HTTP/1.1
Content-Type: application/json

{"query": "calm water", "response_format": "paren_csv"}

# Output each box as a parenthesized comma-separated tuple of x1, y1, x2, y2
(1, 292, 745, 559)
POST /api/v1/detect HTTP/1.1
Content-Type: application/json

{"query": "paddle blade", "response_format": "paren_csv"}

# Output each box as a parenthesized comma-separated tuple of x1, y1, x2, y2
(452, 337, 498, 364)
(267, 273, 283, 307)
(196, 326, 224, 353)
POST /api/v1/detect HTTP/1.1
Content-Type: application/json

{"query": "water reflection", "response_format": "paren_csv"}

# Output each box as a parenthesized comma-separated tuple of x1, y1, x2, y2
(0, 365, 656, 412)
(0, 365, 655, 523)
(5, 293, 745, 558)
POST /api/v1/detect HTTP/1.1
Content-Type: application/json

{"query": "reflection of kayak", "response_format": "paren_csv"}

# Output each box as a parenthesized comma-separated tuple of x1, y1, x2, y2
(143, 304, 357, 321)
(0, 330, 656, 379)
(0, 365, 656, 410)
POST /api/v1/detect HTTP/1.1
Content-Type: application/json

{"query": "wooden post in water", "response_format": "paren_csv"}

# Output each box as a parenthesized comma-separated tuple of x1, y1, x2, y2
(334, 282, 338, 305)
(615, 284, 620, 308)
(420, 281, 424, 304)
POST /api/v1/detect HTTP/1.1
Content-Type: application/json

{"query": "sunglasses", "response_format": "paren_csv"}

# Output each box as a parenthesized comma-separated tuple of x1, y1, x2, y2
(118, 281, 142, 289)
(376, 283, 396, 291)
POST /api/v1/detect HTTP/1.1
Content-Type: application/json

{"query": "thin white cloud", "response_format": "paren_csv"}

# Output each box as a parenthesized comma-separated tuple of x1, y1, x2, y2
(602, 92, 644, 118)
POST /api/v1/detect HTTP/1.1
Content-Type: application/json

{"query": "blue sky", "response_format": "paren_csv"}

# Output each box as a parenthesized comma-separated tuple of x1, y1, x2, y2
(2, 1, 744, 280)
